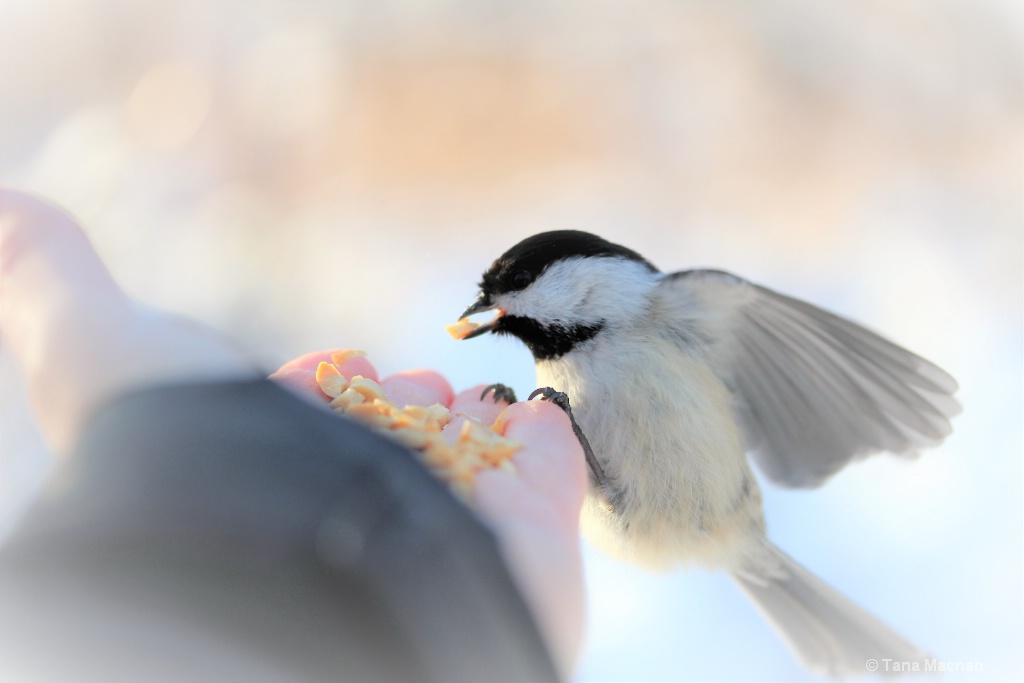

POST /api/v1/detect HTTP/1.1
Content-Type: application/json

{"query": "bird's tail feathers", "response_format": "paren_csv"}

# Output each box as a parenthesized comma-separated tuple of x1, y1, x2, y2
(732, 543, 930, 678)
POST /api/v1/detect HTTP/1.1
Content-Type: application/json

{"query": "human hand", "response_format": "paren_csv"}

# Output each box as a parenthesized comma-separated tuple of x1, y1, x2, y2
(0, 188, 258, 453)
(273, 351, 588, 674)
(1, 188, 587, 675)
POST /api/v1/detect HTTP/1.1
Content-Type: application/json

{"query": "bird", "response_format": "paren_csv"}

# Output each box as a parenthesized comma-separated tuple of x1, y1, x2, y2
(456, 230, 960, 677)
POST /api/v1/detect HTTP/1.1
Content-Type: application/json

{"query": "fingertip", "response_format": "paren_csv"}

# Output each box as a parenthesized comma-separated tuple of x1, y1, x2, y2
(268, 365, 324, 398)
(337, 355, 378, 382)
(501, 399, 574, 434)
(272, 349, 379, 382)
(451, 383, 515, 424)
(381, 369, 454, 408)
(270, 349, 379, 406)
(271, 349, 334, 377)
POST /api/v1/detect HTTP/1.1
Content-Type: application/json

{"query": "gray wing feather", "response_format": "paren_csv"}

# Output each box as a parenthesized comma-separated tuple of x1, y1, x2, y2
(658, 270, 960, 487)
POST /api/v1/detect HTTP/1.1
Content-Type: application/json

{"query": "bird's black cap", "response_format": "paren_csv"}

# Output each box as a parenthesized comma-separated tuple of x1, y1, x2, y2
(478, 230, 658, 296)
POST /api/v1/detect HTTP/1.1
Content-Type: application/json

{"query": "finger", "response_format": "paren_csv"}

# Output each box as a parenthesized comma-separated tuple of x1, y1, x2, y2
(438, 384, 517, 448)
(472, 468, 585, 674)
(469, 400, 587, 674)
(480, 400, 587, 533)
(449, 383, 515, 425)
(270, 349, 378, 401)
(380, 369, 454, 408)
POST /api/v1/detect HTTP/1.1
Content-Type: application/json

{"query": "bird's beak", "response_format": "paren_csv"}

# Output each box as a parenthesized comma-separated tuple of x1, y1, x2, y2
(458, 293, 502, 339)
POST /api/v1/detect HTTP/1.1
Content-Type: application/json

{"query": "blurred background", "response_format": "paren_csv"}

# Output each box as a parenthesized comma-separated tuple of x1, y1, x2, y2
(1, 1, 1021, 681)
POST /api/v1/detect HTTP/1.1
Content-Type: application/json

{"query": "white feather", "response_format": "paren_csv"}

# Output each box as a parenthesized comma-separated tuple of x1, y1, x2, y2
(537, 331, 762, 572)
(501, 257, 658, 329)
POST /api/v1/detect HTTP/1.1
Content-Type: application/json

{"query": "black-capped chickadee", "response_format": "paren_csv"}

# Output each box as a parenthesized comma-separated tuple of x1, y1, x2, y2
(458, 230, 959, 677)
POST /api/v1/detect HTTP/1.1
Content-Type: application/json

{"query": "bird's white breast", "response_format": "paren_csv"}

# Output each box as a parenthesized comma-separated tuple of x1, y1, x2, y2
(536, 330, 763, 571)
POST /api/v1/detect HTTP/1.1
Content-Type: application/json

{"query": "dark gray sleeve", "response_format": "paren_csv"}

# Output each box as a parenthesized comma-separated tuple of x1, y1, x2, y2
(0, 379, 559, 683)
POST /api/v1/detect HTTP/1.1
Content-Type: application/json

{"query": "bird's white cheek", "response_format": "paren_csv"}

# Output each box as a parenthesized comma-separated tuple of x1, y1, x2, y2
(500, 289, 579, 324)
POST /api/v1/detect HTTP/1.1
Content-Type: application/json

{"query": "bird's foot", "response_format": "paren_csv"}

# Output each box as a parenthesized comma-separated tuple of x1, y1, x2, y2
(528, 387, 611, 498)
(480, 383, 517, 404)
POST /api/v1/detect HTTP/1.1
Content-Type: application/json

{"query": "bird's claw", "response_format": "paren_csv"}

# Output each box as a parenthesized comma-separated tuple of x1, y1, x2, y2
(528, 386, 611, 499)
(527, 386, 570, 410)
(481, 383, 518, 404)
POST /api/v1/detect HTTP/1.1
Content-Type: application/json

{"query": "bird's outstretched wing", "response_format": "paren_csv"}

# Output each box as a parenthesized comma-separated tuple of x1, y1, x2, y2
(654, 270, 960, 487)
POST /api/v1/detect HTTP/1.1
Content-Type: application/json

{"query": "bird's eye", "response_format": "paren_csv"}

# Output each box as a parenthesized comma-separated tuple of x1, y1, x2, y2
(512, 270, 532, 290)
